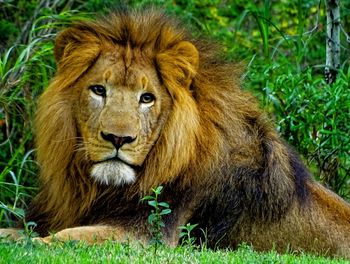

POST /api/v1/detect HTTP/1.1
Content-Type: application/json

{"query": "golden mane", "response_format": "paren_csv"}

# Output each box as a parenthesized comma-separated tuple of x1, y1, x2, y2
(16, 8, 350, 258)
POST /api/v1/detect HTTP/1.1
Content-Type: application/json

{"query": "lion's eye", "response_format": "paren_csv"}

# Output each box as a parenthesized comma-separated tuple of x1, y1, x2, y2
(89, 85, 106, 96)
(140, 93, 155, 104)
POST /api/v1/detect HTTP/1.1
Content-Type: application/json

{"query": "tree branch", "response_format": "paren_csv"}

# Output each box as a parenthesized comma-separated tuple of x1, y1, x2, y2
(325, 0, 341, 84)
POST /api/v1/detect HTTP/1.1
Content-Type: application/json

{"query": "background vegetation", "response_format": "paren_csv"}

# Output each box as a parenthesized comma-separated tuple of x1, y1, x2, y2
(0, 0, 349, 260)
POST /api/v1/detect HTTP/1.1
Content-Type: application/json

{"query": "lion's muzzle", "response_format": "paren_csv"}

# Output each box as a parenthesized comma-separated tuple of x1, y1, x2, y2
(100, 132, 136, 150)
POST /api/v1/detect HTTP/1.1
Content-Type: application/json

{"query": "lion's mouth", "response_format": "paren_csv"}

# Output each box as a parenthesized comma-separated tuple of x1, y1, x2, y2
(93, 156, 140, 170)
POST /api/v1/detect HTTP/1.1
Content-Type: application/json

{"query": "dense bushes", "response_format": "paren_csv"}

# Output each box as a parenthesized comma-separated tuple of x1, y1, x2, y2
(0, 0, 349, 227)
(250, 65, 350, 198)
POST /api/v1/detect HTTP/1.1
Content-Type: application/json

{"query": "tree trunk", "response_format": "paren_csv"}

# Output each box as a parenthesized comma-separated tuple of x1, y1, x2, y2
(325, 0, 341, 84)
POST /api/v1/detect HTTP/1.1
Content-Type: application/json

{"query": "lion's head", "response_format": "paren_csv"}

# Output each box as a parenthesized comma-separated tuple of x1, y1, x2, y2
(36, 10, 203, 189)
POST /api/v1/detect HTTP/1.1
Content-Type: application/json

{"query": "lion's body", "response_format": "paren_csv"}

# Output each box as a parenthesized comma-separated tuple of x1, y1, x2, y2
(1, 9, 350, 258)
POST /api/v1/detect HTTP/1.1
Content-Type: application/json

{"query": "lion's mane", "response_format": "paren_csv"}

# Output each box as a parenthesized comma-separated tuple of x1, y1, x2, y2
(26, 8, 312, 246)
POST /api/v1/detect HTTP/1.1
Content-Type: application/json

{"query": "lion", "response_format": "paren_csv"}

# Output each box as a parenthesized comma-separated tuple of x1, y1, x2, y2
(1, 8, 350, 258)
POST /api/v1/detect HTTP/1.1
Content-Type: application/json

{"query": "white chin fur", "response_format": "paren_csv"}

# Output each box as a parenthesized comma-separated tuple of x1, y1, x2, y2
(90, 161, 136, 186)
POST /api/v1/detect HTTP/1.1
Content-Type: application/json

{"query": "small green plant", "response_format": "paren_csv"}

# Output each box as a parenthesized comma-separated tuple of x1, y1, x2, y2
(178, 223, 198, 247)
(141, 186, 171, 250)
(19, 221, 38, 243)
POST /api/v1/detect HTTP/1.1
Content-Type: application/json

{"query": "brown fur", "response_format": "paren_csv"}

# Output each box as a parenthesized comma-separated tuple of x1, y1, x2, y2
(1, 8, 350, 258)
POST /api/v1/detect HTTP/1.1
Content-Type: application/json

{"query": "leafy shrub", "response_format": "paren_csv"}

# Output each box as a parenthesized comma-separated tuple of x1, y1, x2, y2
(249, 63, 350, 198)
(142, 186, 172, 247)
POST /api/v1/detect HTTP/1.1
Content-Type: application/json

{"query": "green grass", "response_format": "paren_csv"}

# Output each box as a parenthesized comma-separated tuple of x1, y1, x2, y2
(0, 241, 348, 264)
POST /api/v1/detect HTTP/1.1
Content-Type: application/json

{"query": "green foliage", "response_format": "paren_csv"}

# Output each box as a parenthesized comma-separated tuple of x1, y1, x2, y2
(178, 223, 198, 247)
(0, 0, 36, 50)
(0, 37, 53, 227)
(0, 5, 87, 227)
(18, 221, 39, 244)
(247, 63, 350, 198)
(141, 186, 171, 248)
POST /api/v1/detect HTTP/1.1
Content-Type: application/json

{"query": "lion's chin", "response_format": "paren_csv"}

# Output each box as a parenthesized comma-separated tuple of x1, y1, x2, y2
(90, 160, 136, 186)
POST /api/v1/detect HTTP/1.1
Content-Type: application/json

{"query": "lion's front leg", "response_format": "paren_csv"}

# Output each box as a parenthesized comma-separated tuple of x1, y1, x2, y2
(37, 225, 143, 244)
(0, 228, 23, 241)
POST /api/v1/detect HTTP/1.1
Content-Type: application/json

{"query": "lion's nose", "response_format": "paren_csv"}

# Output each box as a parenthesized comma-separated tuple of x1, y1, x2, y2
(101, 132, 136, 150)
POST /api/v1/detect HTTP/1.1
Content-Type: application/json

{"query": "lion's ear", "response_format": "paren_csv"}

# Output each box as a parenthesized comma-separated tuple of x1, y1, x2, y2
(54, 27, 101, 68)
(53, 26, 101, 78)
(157, 41, 199, 90)
(54, 28, 81, 63)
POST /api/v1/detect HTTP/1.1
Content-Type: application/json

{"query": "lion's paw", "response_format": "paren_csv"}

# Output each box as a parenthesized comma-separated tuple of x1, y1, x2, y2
(32, 236, 53, 244)
(0, 228, 22, 241)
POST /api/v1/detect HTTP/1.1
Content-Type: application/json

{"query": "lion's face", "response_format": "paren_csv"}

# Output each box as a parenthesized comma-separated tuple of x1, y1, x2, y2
(38, 18, 199, 189)
(73, 49, 172, 185)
